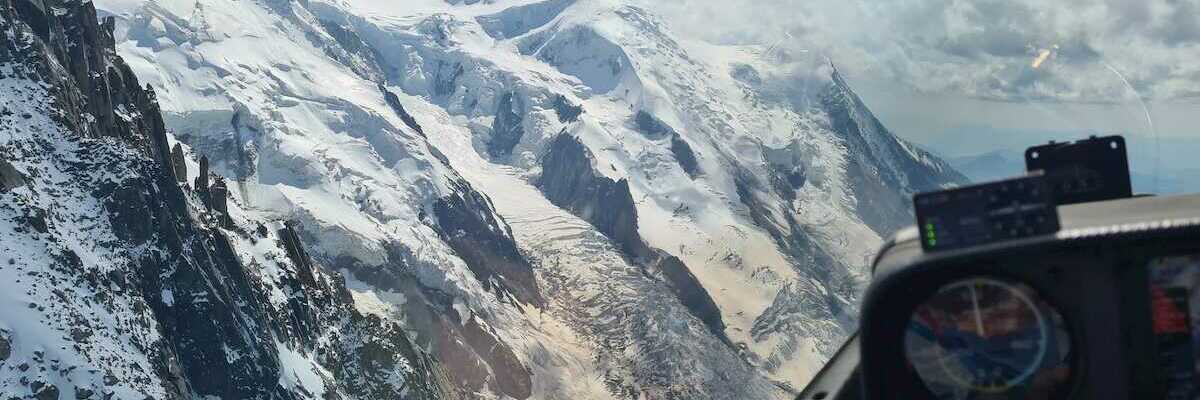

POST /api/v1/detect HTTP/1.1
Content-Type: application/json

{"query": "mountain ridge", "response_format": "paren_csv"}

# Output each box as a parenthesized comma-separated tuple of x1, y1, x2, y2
(0, 0, 455, 398)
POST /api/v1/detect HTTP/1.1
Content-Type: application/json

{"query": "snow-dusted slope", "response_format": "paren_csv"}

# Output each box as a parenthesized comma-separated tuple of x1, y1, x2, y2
(0, 1, 450, 398)
(67, 0, 970, 398)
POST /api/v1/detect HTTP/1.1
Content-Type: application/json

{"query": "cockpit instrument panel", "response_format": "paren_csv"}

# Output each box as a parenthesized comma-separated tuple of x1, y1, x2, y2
(905, 278, 1071, 399)
(859, 193, 1200, 400)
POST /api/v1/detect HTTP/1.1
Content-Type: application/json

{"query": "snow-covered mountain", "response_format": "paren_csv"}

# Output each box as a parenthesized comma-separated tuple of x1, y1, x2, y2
(0, 1, 450, 398)
(2, 0, 966, 398)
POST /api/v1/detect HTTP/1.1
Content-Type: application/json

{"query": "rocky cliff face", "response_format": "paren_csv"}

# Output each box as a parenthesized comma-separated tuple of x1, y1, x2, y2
(488, 92, 526, 158)
(539, 134, 646, 258)
(0, 1, 451, 398)
(6, 0, 162, 146)
(433, 177, 543, 307)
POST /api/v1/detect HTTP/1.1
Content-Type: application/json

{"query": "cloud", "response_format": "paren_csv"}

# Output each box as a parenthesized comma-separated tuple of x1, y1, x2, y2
(1156, 0, 1200, 45)
(640, 0, 1200, 102)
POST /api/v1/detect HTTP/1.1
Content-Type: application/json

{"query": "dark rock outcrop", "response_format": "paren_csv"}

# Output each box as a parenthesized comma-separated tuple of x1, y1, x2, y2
(729, 63, 763, 86)
(195, 155, 210, 192)
(278, 222, 318, 288)
(30, 380, 57, 400)
(762, 142, 807, 201)
(635, 111, 701, 177)
(670, 135, 701, 178)
(170, 143, 187, 183)
(539, 134, 648, 258)
(634, 110, 674, 139)
(0, 158, 25, 191)
(654, 253, 727, 342)
(209, 177, 230, 227)
(433, 61, 464, 98)
(433, 178, 544, 307)
(343, 270, 529, 400)
(6, 0, 172, 163)
(552, 94, 583, 123)
(381, 84, 427, 137)
(0, 329, 10, 362)
(539, 134, 729, 346)
(489, 92, 525, 157)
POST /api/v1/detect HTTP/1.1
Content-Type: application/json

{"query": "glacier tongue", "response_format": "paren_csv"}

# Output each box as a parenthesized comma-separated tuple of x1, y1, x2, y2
(78, 0, 971, 398)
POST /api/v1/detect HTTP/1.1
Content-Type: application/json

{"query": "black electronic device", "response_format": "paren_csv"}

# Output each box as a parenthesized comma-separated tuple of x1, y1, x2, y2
(1026, 135, 1133, 205)
(914, 174, 1059, 252)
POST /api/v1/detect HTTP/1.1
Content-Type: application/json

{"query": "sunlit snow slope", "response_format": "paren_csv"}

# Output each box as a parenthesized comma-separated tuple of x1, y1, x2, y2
(89, 0, 968, 398)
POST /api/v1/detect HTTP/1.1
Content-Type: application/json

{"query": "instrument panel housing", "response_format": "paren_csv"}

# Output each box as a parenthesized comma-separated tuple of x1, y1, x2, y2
(860, 194, 1200, 400)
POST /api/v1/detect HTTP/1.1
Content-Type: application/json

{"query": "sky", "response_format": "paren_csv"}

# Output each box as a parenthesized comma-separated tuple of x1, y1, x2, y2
(642, 0, 1200, 160)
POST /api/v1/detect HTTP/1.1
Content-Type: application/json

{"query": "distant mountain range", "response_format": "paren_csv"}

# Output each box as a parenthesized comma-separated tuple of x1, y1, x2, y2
(946, 150, 1026, 183)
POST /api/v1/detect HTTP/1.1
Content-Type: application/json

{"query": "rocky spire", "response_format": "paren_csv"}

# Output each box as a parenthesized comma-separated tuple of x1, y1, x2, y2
(210, 176, 230, 227)
(278, 221, 317, 287)
(171, 143, 187, 183)
(195, 155, 210, 192)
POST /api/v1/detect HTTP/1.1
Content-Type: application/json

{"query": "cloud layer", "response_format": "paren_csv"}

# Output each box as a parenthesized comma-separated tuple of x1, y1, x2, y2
(643, 0, 1200, 102)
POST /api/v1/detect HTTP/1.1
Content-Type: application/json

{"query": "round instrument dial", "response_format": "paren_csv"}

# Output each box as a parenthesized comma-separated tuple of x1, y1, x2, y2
(905, 278, 1071, 399)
